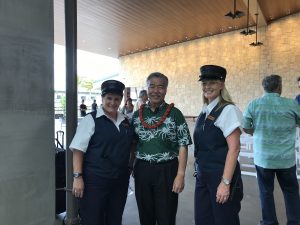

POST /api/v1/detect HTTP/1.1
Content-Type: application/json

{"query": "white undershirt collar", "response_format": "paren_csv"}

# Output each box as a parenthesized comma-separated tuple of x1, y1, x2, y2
(203, 97, 220, 117)
(96, 105, 126, 129)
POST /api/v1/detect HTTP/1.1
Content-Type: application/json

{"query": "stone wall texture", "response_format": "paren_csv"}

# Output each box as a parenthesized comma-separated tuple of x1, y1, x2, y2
(120, 13, 300, 116)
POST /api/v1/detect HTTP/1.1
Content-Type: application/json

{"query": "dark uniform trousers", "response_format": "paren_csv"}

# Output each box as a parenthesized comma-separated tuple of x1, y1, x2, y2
(79, 173, 130, 225)
(194, 166, 243, 225)
(134, 158, 179, 225)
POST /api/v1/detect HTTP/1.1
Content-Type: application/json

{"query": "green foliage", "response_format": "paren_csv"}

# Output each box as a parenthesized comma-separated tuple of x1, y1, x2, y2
(60, 96, 66, 116)
(78, 76, 94, 92)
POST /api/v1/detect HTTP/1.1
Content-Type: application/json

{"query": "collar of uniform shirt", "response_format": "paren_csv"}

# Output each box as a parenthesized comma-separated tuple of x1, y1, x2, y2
(96, 105, 126, 124)
(202, 97, 220, 119)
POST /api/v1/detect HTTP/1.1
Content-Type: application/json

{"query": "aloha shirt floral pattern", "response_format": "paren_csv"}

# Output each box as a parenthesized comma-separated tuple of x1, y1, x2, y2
(132, 103, 192, 163)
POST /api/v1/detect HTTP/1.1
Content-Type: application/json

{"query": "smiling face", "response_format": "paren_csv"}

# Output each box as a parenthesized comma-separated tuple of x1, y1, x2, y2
(147, 77, 167, 108)
(102, 93, 123, 117)
(201, 79, 224, 103)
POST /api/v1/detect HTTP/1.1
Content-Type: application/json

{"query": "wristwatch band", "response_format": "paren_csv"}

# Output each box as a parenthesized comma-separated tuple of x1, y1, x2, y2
(221, 177, 231, 185)
(73, 172, 83, 178)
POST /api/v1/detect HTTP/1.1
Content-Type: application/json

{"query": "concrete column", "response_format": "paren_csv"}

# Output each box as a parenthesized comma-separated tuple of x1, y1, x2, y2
(0, 0, 55, 224)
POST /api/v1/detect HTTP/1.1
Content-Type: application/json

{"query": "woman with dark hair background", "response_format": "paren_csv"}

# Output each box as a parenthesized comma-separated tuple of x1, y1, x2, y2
(121, 97, 134, 119)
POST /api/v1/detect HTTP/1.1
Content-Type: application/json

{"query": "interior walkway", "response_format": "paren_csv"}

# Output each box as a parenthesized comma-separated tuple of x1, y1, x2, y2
(122, 149, 292, 225)
(56, 149, 296, 225)
(55, 119, 299, 225)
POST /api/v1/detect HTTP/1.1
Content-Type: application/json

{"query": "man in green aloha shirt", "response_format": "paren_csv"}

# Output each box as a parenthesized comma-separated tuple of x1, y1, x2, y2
(132, 72, 192, 225)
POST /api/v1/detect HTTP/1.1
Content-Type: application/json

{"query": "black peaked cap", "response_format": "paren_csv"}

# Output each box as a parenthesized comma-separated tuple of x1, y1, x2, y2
(199, 65, 227, 81)
(101, 80, 125, 96)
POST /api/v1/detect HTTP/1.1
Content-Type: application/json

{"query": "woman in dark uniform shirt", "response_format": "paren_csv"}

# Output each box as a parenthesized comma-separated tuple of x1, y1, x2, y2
(194, 65, 243, 225)
(69, 80, 134, 225)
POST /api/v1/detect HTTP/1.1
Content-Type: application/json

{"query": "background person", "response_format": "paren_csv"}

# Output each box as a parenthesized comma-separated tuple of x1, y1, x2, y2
(69, 80, 135, 225)
(295, 76, 300, 105)
(243, 74, 300, 225)
(91, 99, 98, 111)
(121, 97, 134, 119)
(131, 72, 192, 225)
(134, 89, 148, 111)
(194, 65, 243, 225)
(80, 99, 87, 117)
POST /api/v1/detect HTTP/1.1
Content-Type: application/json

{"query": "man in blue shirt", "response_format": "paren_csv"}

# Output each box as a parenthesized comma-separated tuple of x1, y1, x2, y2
(243, 74, 300, 225)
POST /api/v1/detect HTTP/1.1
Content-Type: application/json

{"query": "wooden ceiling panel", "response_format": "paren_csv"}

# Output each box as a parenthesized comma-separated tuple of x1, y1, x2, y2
(258, 0, 300, 22)
(53, 0, 300, 58)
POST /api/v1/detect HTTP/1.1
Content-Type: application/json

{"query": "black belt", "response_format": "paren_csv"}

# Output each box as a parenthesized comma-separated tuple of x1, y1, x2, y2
(137, 157, 178, 165)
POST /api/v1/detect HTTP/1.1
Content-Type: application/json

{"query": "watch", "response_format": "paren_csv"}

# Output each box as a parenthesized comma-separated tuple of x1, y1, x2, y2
(73, 172, 83, 178)
(221, 177, 231, 185)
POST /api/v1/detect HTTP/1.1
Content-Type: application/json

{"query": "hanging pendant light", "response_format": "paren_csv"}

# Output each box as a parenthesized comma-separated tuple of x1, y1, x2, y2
(225, 0, 245, 19)
(250, 13, 263, 46)
(240, 0, 256, 35)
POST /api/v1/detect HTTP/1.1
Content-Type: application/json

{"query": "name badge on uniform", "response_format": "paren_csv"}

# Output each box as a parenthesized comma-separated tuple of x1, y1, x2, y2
(207, 115, 215, 121)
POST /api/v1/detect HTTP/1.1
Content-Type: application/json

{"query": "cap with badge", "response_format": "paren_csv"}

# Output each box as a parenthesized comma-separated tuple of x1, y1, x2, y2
(101, 80, 125, 96)
(198, 65, 227, 81)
